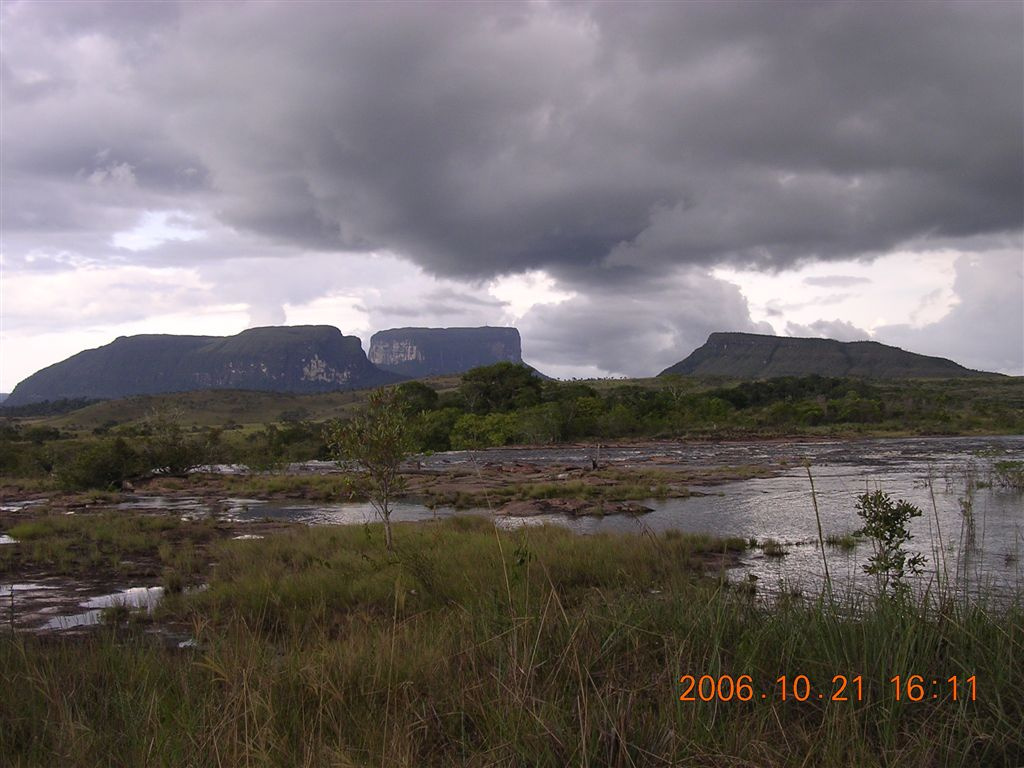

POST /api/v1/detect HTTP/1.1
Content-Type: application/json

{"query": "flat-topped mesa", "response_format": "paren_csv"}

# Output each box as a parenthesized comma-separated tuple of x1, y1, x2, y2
(4, 325, 404, 406)
(369, 326, 523, 378)
(659, 332, 993, 379)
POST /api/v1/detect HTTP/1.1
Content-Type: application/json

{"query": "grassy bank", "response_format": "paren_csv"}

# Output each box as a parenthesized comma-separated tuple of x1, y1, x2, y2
(0, 511, 221, 580)
(2, 518, 1020, 767)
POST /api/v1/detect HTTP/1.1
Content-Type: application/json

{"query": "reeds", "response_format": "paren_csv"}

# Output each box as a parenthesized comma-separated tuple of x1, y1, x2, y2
(2, 516, 1021, 767)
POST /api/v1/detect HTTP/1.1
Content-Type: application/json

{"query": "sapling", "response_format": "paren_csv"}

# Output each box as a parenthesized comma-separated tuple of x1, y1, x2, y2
(855, 490, 927, 597)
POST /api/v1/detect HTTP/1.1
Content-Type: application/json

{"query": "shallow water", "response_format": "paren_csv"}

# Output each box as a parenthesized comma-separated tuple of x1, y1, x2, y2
(500, 458, 1024, 597)
(42, 586, 165, 630)
(125, 436, 1024, 597)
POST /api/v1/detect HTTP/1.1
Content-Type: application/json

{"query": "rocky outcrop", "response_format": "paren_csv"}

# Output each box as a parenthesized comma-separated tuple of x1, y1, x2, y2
(4, 325, 404, 406)
(369, 326, 523, 378)
(497, 499, 653, 517)
(659, 332, 991, 379)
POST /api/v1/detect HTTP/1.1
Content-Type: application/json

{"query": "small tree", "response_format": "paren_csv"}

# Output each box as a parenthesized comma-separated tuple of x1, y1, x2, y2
(855, 490, 927, 596)
(141, 407, 207, 475)
(325, 388, 410, 552)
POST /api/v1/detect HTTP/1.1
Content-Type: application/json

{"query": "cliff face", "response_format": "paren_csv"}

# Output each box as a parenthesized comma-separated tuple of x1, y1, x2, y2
(659, 332, 991, 379)
(5, 326, 404, 406)
(369, 327, 523, 378)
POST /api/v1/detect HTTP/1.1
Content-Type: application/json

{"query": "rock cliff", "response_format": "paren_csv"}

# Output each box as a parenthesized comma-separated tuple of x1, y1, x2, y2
(4, 326, 403, 406)
(369, 327, 523, 378)
(659, 332, 991, 379)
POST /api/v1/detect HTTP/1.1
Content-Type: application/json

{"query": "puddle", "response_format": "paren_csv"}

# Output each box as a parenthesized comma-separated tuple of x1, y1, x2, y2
(43, 586, 165, 631)
(0, 499, 45, 513)
(1, 583, 56, 599)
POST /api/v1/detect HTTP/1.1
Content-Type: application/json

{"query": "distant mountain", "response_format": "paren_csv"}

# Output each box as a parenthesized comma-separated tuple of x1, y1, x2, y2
(4, 325, 404, 407)
(659, 332, 993, 379)
(369, 326, 523, 378)
(0, 393, 7, 404)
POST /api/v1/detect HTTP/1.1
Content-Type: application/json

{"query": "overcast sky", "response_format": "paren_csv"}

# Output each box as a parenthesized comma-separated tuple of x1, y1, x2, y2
(2, 0, 1022, 390)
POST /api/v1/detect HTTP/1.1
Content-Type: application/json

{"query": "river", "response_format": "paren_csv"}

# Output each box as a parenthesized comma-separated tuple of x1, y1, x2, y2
(150, 435, 1024, 598)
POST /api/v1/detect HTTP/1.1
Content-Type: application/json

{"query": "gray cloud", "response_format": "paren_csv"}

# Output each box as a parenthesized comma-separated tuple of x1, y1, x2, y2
(518, 269, 773, 377)
(3, 1, 1022, 384)
(4, 1, 1020, 282)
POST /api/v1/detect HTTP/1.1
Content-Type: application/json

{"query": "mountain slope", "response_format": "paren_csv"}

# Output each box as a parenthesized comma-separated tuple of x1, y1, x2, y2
(369, 326, 523, 378)
(5, 326, 403, 406)
(659, 332, 992, 379)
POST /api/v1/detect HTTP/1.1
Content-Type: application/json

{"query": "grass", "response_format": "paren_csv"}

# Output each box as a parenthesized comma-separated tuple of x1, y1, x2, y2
(993, 460, 1024, 490)
(420, 468, 703, 510)
(761, 537, 788, 557)
(0, 511, 220, 578)
(825, 531, 861, 551)
(145, 472, 363, 501)
(424, 480, 671, 510)
(1, 517, 1020, 767)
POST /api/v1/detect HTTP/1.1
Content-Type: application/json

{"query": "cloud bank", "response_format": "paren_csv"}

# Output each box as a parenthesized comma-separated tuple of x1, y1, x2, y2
(2, 0, 1021, 385)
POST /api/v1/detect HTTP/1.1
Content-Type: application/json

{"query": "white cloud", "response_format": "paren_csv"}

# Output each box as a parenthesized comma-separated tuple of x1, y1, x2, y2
(714, 250, 960, 334)
(112, 210, 206, 252)
(487, 270, 575, 321)
(875, 250, 1024, 374)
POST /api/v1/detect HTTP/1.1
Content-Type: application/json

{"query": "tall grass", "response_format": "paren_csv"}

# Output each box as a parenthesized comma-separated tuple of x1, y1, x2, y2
(1, 517, 1020, 767)
(0, 512, 218, 577)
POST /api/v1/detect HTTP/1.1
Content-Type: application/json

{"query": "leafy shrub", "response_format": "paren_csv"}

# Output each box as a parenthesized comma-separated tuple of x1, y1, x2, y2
(855, 490, 926, 595)
(56, 437, 143, 490)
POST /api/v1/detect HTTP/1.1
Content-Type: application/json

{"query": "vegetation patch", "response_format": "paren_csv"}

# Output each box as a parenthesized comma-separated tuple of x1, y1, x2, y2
(0, 511, 222, 579)
(1, 519, 1020, 767)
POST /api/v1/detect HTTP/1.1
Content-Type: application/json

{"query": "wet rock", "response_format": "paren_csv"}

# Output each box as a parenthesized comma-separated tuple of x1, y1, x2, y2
(496, 499, 653, 518)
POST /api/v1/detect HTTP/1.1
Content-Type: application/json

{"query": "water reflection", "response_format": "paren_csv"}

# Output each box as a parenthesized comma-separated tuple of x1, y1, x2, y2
(127, 436, 1024, 597)
(43, 586, 165, 630)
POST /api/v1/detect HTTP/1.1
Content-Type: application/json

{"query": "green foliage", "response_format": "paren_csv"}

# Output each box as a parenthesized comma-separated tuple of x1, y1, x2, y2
(2, 522, 1020, 766)
(0, 397, 102, 417)
(459, 362, 542, 414)
(1, 375, 1020, 479)
(139, 408, 209, 474)
(325, 388, 411, 550)
(244, 420, 327, 470)
(408, 407, 462, 452)
(855, 490, 927, 595)
(56, 437, 142, 490)
(0, 427, 57, 478)
(394, 381, 439, 414)
(515, 402, 564, 444)
(713, 376, 879, 409)
(449, 412, 520, 450)
(3, 511, 213, 576)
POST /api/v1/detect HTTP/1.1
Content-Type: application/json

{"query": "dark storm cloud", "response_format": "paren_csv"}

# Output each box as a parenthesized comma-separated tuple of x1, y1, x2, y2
(4, 0, 1021, 283)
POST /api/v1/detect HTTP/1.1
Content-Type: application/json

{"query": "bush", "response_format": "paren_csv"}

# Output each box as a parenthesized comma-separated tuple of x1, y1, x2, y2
(855, 490, 926, 595)
(56, 437, 142, 490)
(450, 412, 520, 449)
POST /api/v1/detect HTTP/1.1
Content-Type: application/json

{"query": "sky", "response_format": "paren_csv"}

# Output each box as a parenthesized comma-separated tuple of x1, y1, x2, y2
(1, 0, 1022, 391)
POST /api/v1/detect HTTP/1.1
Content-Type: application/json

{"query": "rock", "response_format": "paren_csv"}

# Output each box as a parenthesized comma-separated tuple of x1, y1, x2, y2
(5, 325, 404, 406)
(369, 326, 523, 378)
(659, 331, 994, 379)
(496, 499, 653, 517)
